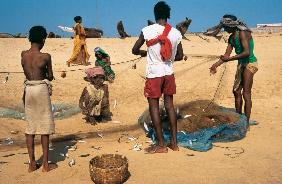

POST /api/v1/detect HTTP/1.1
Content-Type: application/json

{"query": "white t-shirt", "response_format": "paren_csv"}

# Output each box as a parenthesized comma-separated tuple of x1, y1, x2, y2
(142, 24, 182, 78)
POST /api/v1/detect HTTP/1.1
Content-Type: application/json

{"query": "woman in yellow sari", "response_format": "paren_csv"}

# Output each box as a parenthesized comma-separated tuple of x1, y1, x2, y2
(67, 16, 90, 67)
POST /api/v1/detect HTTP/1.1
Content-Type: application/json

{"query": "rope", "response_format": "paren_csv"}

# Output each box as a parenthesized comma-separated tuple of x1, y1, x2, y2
(0, 56, 143, 74)
(203, 63, 227, 111)
(111, 56, 142, 66)
(213, 144, 245, 158)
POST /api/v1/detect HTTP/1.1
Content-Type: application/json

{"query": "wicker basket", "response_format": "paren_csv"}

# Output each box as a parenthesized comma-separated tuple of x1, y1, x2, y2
(89, 154, 129, 184)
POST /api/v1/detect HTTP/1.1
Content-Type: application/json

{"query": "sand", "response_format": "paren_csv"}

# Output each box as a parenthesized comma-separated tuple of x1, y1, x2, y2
(0, 32, 282, 184)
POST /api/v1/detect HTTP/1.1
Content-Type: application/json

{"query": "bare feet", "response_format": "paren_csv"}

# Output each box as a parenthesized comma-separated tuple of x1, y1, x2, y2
(145, 145, 168, 154)
(42, 163, 58, 172)
(28, 161, 39, 173)
(167, 143, 179, 151)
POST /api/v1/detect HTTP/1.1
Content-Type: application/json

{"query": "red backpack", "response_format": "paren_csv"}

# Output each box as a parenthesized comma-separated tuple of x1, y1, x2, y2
(146, 24, 172, 61)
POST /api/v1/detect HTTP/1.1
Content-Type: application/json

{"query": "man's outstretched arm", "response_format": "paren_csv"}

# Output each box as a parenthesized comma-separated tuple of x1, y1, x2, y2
(132, 32, 147, 57)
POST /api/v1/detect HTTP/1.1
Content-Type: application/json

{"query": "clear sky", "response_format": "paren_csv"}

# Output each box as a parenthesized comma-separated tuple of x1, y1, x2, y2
(1, 0, 281, 37)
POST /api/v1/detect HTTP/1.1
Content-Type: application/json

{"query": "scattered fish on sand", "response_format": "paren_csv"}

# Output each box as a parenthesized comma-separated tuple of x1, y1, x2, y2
(118, 133, 138, 143)
(91, 146, 102, 150)
(113, 99, 117, 109)
(97, 133, 104, 138)
(3, 138, 14, 145)
(183, 114, 192, 118)
(10, 130, 19, 134)
(111, 120, 122, 124)
(68, 145, 77, 151)
(130, 143, 142, 151)
(145, 140, 153, 144)
(3, 73, 9, 84)
(68, 159, 75, 167)
(128, 137, 138, 141)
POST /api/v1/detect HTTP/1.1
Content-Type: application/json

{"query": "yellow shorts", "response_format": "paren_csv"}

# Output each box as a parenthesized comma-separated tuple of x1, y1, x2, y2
(233, 62, 258, 91)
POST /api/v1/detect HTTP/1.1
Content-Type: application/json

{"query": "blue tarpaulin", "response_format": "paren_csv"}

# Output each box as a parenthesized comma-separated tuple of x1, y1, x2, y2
(144, 109, 251, 152)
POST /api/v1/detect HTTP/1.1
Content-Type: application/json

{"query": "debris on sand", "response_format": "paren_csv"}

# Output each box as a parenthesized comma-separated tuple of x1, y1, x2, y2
(2, 153, 15, 158)
(187, 154, 195, 157)
(79, 154, 90, 157)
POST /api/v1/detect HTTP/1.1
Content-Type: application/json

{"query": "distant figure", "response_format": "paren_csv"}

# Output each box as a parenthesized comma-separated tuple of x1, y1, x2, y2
(132, 1, 184, 153)
(67, 16, 90, 67)
(176, 17, 192, 40)
(79, 67, 112, 124)
(117, 21, 131, 39)
(94, 47, 115, 83)
(147, 20, 155, 26)
(21, 26, 57, 172)
(210, 14, 258, 130)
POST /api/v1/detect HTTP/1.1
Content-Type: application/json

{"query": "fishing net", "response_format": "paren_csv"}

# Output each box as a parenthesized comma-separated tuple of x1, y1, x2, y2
(0, 103, 80, 120)
(138, 100, 249, 152)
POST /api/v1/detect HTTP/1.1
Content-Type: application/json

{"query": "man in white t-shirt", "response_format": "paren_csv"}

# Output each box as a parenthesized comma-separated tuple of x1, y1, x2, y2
(132, 1, 184, 153)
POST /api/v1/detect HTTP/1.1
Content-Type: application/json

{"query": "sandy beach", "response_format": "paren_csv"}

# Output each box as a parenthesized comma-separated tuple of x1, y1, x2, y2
(0, 32, 282, 184)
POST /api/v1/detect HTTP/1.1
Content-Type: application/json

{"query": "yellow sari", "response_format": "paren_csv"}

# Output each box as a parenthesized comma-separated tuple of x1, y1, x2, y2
(67, 23, 90, 66)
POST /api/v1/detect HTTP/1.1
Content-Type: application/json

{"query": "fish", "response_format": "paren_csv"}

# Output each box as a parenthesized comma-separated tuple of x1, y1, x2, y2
(131, 143, 142, 151)
(3, 73, 9, 84)
(113, 99, 117, 109)
(183, 114, 192, 118)
(68, 159, 75, 167)
(91, 146, 102, 150)
(97, 133, 104, 138)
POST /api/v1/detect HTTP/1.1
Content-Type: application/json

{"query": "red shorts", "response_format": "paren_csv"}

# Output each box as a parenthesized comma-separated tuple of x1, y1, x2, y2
(144, 75, 176, 98)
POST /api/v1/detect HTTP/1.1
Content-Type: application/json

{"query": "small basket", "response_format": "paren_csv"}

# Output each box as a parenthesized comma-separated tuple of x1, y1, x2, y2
(89, 154, 129, 184)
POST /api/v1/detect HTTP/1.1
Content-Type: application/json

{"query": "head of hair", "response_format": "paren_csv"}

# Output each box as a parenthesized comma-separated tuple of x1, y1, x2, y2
(74, 16, 82, 23)
(154, 1, 171, 21)
(28, 26, 47, 44)
(222, 14, 237, 21)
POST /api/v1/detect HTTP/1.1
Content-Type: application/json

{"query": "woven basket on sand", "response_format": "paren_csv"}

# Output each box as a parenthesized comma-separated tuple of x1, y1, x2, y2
(89, 154, 129, 184)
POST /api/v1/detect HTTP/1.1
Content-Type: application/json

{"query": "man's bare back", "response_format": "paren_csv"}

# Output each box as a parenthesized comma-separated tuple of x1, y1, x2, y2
(21, 49, 54, 81)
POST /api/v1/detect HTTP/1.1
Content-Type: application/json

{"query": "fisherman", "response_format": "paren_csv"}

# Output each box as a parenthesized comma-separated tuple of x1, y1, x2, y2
(94, 47, 115, 83)
(132, 1, 185, 153)
(21, 26, 57, 172)
(79, 67, 112, 124)
(209, 14, 258, 130)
